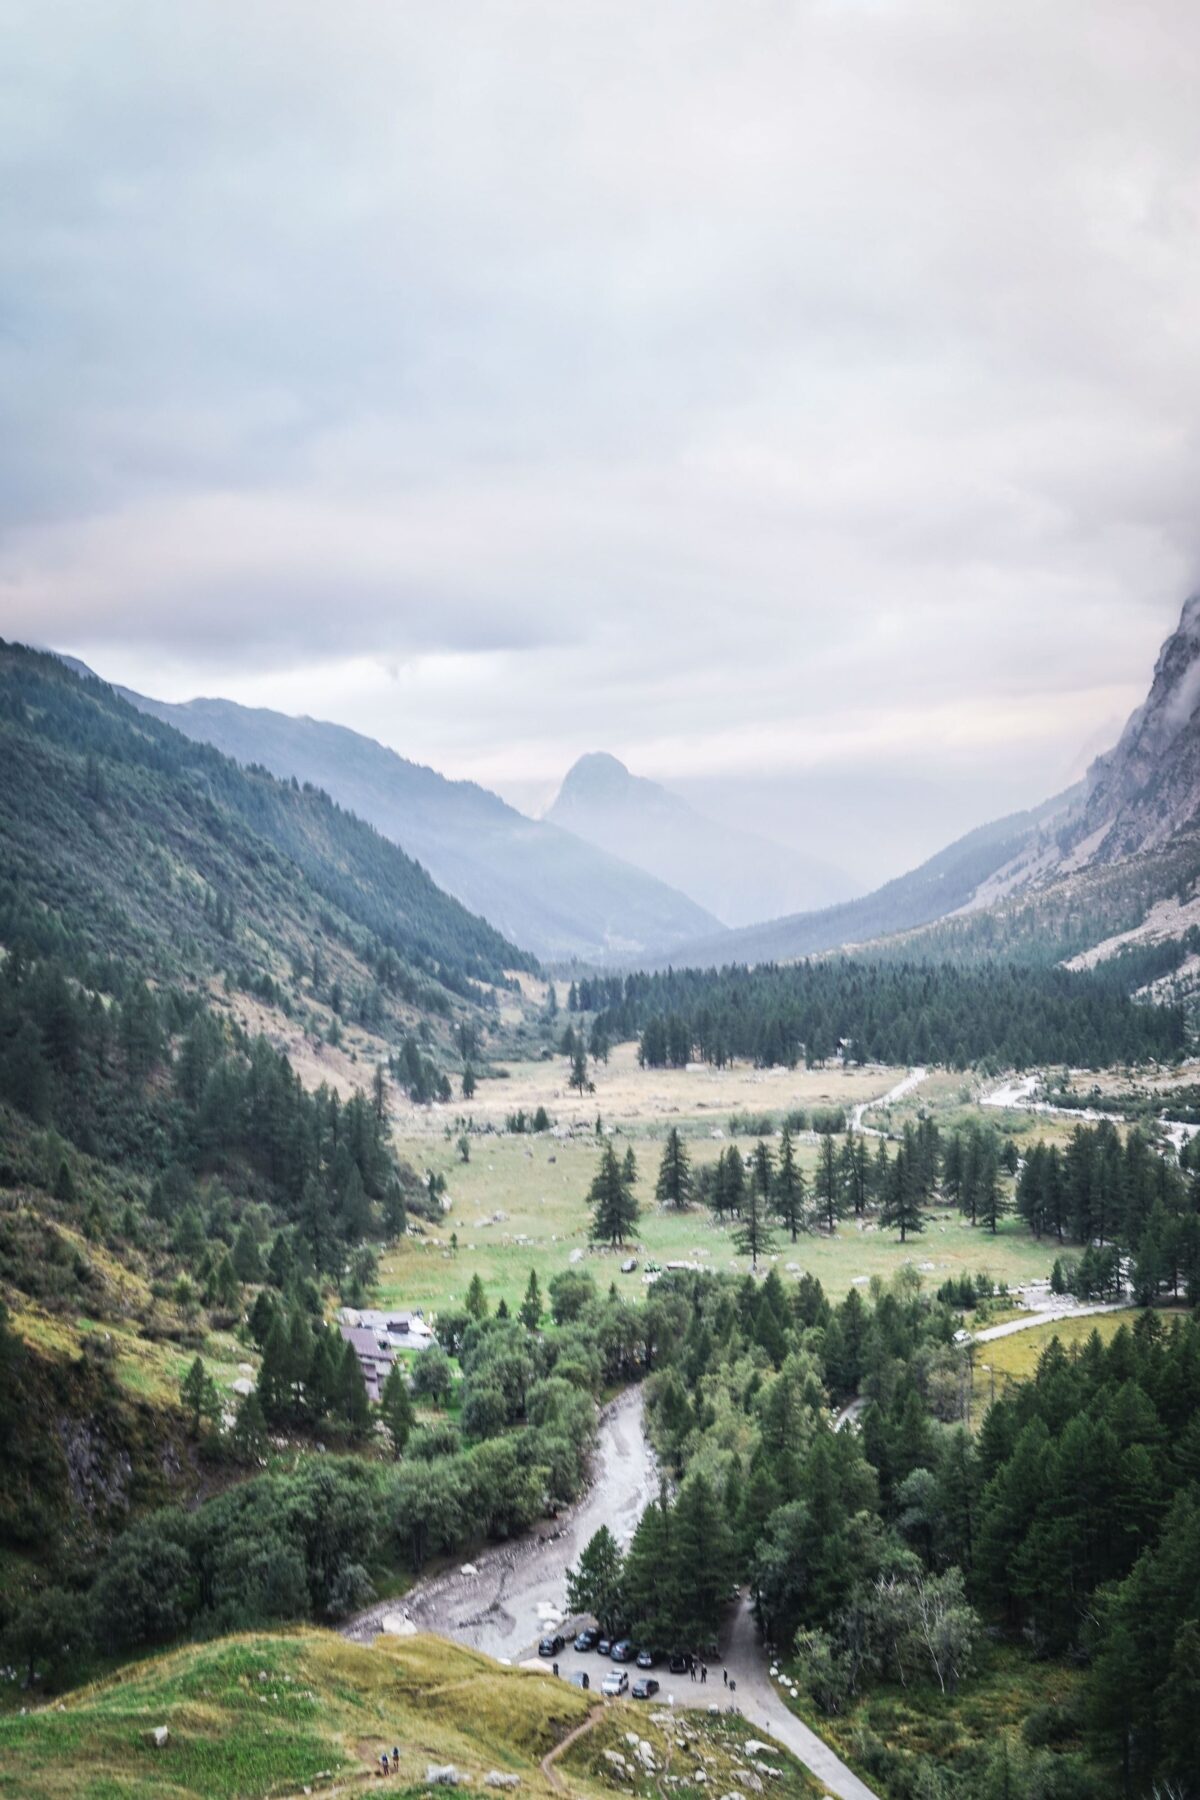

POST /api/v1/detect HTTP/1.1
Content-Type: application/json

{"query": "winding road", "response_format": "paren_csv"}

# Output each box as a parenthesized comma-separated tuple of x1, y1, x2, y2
(346, 1385, 881, 1799)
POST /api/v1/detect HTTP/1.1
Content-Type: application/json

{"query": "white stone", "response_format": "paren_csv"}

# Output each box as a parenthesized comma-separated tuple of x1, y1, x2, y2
(484, 1774, 521, 1788)
(151, 1726, 169, 1748)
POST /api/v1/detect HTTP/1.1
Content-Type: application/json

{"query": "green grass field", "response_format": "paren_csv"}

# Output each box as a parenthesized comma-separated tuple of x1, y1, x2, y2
(0, 1629, 819, 1800)
(381, 1120, 1060, 1320)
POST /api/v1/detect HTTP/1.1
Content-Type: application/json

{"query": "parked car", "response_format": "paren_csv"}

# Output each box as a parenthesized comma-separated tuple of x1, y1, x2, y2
(635, 1649, 657, 1669)
(569, 1671, 590, 1690)
(610, 1639, 635, 1663)
(574, 1627, 599, 1652)
(538, 1634, 565, 1658)
(597, 1636, 612, 1656)
(601, 1669, 629, 1697)
(668, 1652, 689, 1674)
(631, 1678, 660, 1700)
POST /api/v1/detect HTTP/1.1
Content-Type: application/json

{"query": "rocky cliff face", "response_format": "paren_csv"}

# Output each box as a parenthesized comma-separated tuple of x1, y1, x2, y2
(1071, 596, 1200, 860)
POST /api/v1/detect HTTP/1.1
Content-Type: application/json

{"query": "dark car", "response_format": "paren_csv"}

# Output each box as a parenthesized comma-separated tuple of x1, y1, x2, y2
(574, 1628, 600, 1653)
(610, 1639, 635, 1663)
(569, 1671, 590, 1690)
(631, 1677, 660, 1700)
(597, 1636, 612, 1656)
(668, 1652, 689, 1674)
(635, 1649, 656, 1669)
(538, 1634, 566, 1658)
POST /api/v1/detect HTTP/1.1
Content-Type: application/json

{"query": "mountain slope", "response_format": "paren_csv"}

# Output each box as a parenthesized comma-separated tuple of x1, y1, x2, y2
(642, 787, 1078, 968)
(546, 752, 851, 927)
(2, 642, 529, 1000)
(102, 687, 721, 963)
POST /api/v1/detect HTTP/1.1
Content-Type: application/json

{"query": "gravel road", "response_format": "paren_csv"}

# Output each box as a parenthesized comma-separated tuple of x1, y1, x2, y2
(342, 1384, 658, 1659)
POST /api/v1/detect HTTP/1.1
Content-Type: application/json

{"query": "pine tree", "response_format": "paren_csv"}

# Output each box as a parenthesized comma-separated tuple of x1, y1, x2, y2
(465, 1272, 489, 1320)
(565, 1525, 627, 1636)
(462, 1066, 476, 1099)
(588, 1142, 640, 1247)
(734, 1155, 776, 1270)
(230, 1388, 267, 1463)
(815, 1133, 841, 1231)
(232, 1222, 264, 1283)
(773, 1126, 807, 1240)
(880, 1129, 928, 1242)
(977, 1140, 1007, 1234)
(654, 1127, 693, 1210)
(519, 1269, 543, 1331)
(380, 1363, 415, 1455)
(180, 1355, 221, 1436)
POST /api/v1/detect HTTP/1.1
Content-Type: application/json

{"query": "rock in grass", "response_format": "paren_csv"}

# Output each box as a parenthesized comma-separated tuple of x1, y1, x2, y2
(427, 1765, 469, 1786)
(147, 1725, 169, 1748)
(484, 1774, 521, 1788)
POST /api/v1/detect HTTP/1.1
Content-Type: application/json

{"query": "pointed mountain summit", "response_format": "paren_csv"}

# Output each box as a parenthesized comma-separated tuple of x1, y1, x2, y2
(83, 684, 720, 963)
(546, 753, 851, 928)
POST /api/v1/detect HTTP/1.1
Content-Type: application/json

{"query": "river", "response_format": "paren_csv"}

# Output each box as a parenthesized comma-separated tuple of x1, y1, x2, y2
(344, 1384, 658, 1660)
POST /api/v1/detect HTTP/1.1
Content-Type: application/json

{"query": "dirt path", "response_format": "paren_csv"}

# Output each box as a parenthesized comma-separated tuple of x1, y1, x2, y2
(540, 1706, 605, 1791)
(722, 1596, 881, 1800)
(344, 1386, 658, 1659)
(849, 1068, 927, 1136)
(971, 1299, 1133, 1343)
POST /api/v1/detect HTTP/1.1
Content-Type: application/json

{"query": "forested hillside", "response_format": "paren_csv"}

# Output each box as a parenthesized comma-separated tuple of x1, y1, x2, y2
(571, 958, 1185, 1071)
(0, 643, 539, 1637)
(1, 643, 531, 1005)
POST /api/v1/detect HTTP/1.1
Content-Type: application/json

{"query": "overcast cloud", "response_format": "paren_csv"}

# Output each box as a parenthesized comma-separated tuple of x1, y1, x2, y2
(4, 0, 1200, 882)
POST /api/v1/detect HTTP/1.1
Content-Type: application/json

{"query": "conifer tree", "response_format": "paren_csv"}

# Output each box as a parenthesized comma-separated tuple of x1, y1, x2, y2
(815, 1133, 841, 1231)
(519, 1269, 543, 1331)
(773, 1125, 807, 1240)
(654, 1127, 693, 1210)
(180, 1355, 221, 1436)
(465, 1272, 489, 1320)
(734, 1153, 776, 1270)
(588, 1142, 640, 1247)
(380, 1363, 415, 1455)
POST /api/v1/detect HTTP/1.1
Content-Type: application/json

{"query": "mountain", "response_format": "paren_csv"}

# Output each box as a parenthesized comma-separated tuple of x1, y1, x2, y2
(640, 786, 1078, 967)
(95, 685, 721, 964)
(3, 642, 529, 999)
(545, 752, 851, 928)
(667, 595, 1200, 973)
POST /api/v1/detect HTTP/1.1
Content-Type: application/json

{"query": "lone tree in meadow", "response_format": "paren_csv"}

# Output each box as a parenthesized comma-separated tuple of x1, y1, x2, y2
(733, 1151, 776, 1270)
(180, 1355, 221, 1437)
(655, 1127, 693, 1210)
(773, 1125, 808, 1241)
(880, 1133, 928, 1243)
(569, 1046, 593, 1096)
(815, 1133, 842, 1232)
(588, 1141, 640, 1247)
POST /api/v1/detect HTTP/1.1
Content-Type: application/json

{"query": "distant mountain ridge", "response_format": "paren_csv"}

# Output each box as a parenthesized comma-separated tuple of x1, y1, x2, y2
(89, 684, 722, 963)
(545, 751, 852, 927)
(651, 595, 1200, 972)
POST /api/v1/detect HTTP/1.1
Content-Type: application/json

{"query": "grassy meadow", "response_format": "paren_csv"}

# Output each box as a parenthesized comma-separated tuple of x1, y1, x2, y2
(379, 1046, 1068, 1318)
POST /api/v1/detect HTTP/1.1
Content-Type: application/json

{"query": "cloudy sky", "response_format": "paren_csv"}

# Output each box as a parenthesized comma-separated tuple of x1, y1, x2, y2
(5, 0, 1200, 883)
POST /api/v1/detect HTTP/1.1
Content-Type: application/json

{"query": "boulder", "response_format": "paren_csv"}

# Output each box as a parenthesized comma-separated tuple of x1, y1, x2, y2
(148, 1726, 169, 1748)
(427, 1765, 469, 1786)
(484, 1774, 521, 1788)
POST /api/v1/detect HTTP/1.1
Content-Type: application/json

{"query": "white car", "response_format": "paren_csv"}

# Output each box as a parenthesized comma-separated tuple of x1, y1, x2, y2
(601, 1669, 629, 1697)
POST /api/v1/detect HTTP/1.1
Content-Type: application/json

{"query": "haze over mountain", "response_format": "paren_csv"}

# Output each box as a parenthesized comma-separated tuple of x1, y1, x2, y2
(649, 596, 1200, 971)
(545, 752, 852, 929)
(86, 678, 722, 964)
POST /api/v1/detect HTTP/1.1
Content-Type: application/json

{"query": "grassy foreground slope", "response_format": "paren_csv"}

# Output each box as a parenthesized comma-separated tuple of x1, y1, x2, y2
(0, 1630, 821, 1800)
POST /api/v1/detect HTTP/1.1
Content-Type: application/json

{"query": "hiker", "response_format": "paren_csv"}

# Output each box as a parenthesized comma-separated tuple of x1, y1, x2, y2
(722, 1668, 728, 1687)
(380, 1752, 390, 1777)
(393, 1747, 400, 1770)
(701, 1664, 707, 1684)
(689, 1659, 696, 1682)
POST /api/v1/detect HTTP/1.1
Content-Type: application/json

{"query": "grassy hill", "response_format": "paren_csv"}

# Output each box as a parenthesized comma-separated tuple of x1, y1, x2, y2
(0, 1629, 821, 1799)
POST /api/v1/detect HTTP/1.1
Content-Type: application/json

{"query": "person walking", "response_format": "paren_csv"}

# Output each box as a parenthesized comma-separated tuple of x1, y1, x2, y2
(701, 1663, 707, 1684)
(722, 1668, 728, 1687)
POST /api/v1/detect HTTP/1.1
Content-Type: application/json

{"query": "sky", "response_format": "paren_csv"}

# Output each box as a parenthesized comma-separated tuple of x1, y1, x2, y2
(5, 0, 1200, 886)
